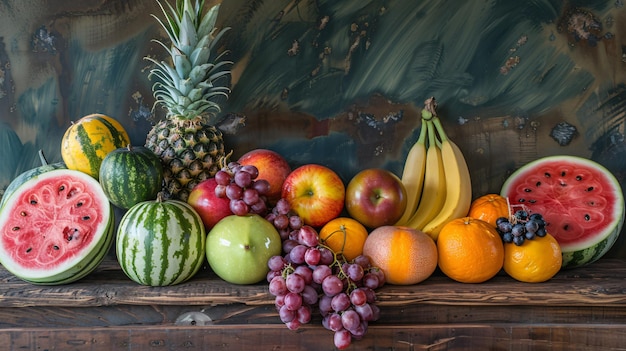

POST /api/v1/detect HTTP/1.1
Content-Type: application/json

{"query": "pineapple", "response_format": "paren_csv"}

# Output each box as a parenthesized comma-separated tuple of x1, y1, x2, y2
(144, 0, 232, 201)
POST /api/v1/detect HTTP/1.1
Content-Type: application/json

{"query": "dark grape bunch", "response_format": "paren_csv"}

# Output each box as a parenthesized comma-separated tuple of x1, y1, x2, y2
(265, 204, 385, 350)
(265, 198, 304, 242)
(496, 208, 548, 246)
(214, 162, 271, 216)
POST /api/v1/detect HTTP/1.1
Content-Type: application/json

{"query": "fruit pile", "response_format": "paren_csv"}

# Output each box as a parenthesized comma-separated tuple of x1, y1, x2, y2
(1, 0, 625, 350)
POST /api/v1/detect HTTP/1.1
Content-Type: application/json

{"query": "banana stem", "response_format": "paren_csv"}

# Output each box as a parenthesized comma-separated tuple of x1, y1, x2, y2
(421, 96, 437, 121)
(426, 120, 436, 149)
(424, 97, 437, 116)
(432, 117, 449, 143)
(416, 117, 428, 145)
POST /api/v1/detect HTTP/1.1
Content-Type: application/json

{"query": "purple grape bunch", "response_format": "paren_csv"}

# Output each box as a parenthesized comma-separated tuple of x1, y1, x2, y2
(214, 161, 271, 216)
(496, 208, 548, 246)
(264, 198, 304, 242)
(265, 200, 385, 349)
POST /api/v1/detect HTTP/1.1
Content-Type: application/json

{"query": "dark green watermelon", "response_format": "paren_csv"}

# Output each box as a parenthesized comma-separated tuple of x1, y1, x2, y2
(99, 145, 163, 210)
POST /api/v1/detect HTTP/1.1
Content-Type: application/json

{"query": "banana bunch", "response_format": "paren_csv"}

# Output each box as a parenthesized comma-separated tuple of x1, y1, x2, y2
(395, 97, 472, 241)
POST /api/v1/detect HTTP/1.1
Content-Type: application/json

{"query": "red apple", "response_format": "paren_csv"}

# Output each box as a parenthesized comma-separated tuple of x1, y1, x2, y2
(345, 168, 407, 229)
(187, 178, 233, 230)
(238, 149, 292, 204)
(281, 164, 345, 228)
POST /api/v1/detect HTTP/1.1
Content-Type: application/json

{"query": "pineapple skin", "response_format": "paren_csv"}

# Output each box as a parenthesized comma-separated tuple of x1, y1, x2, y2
(145, 115, 226, 201)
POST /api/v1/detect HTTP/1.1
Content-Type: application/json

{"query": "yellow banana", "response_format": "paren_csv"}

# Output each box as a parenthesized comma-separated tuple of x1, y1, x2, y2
(421, 116, 472, 241)
(404, 118, 447, 230)
(394, 116, 427, 226)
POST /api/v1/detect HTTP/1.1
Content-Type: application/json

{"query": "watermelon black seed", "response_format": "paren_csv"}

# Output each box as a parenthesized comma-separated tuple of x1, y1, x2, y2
(25, 248, 32, 253)
(529, 199, 536, 203)
(576, 175, 583, 181)
(587, 186, 594, 191)
(535, 181, 541, 187)
(561, 171, 566, 176)
(20, 211, 27, 216)
(53, 245, 59, 250)
(560, 181, 567, 187)
(584, 214, 591, 221)
(524, 188, 531, 192)
(563, 224, 570, 230)
(76, 202, 83, 207)
(59, 185, 65, 191)
(12, 226, 19, 231)
(66, 189, 78, 199)
(82, 216, 90, 220)
(30, 200, 37, 205)
(544, 172, 551, 178)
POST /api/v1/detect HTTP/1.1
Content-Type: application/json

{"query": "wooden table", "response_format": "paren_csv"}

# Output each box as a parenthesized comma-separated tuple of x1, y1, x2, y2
(0, 256, 624, 350)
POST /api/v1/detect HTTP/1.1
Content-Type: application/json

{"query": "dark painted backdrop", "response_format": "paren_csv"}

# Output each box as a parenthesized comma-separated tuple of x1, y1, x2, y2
(1, 0, 625, 258)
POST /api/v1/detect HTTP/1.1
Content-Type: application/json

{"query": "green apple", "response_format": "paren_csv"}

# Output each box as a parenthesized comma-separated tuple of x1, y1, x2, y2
(206, 214, 282, 285)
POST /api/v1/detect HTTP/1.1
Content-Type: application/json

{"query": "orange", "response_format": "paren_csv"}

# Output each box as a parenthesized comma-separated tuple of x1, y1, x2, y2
(503, 233, 562, 283)
(319, 217, 369, 261)
(437, 217, 504, 283)
(467, 193, 510, 227)
(362, 226, 437, 285)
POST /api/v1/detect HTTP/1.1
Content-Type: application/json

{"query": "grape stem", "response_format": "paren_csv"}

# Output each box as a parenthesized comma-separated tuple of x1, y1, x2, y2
(318, 226, 349, 258)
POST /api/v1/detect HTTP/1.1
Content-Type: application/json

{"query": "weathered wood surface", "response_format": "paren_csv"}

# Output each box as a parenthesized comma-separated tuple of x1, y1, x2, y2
(1, 258, 625, 308)
(1, 324, 625, 351)
(1, 302, 626, 329)
(0, 259, 625, 350)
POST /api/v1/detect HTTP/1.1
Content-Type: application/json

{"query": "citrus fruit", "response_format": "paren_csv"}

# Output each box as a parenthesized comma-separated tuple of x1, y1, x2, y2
(319, 217, 369, 261)
(437, 217, 504, 283)
(467, 193, 510, 227)
(362, 225, 437, 285)
(503, 233, 562, 283)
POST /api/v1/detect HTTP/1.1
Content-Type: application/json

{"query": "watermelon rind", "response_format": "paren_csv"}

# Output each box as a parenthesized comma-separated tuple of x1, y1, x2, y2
(0, 169, 114, 284)
(0, 162, 66, 210)
(24, 214, 115, 285)
(501, 155, 624, 269)
(116, 198, 206, 286)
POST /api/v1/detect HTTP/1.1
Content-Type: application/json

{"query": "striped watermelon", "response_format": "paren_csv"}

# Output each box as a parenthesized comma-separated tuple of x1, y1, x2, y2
(0, 169, 114, 284)
(501, 155, 625, 269)
(99, 145, 163, 210)
(116, 195, 206, 286)
(61, 114, 130, 179)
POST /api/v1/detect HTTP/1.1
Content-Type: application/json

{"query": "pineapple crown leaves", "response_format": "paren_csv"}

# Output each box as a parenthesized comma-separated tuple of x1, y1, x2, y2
(145, 0, 233, 120)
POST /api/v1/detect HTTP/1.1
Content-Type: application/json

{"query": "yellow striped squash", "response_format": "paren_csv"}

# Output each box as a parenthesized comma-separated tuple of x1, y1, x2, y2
(61, 114, 130, 179)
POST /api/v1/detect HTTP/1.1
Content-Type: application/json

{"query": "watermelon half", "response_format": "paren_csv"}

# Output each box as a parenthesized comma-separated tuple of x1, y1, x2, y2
(0, 169, 114, 284)
(501, 155, 624, 269)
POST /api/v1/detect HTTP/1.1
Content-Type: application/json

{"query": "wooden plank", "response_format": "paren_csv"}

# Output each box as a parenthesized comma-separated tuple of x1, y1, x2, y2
(1, 303, 626, 329)
(1, 324, 625, 351)
(0, 259, 625, 308)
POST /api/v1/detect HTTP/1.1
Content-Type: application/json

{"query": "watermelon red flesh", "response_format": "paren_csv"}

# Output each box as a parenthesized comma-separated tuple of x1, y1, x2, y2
(0, 169, 113, 284)
(501, 155, 625, 268)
